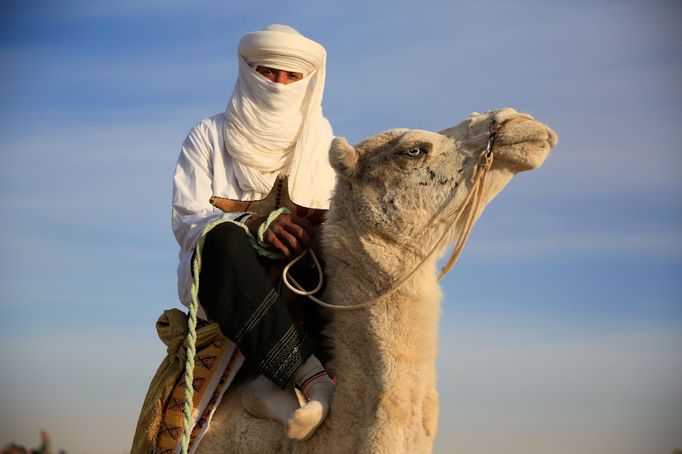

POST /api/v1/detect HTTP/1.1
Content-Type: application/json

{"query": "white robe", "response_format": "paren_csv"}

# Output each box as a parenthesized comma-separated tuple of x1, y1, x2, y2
(172, 113, 333, 317)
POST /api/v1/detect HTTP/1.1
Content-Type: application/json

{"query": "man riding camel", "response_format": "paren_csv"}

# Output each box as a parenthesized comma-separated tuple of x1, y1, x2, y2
(172, 24, 335, 440)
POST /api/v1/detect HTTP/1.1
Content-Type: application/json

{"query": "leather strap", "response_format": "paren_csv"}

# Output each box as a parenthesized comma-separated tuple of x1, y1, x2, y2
(209, 174, 327, 226)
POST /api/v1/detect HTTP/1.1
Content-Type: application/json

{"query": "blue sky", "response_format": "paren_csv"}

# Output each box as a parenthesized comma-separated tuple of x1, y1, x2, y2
(1, 1, 680, 452)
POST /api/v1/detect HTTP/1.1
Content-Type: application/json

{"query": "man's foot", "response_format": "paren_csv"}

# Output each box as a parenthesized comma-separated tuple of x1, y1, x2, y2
(285, 355, 335, 440)
(241, 375, 300, 425)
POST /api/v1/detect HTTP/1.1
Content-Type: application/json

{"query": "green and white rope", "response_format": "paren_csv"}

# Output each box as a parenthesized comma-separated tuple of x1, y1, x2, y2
(180, 215, 286, 452)
(181, 246, 200, 453)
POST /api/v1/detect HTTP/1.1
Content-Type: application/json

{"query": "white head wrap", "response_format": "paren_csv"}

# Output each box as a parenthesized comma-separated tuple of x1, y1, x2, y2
(223, 24, 335, 208)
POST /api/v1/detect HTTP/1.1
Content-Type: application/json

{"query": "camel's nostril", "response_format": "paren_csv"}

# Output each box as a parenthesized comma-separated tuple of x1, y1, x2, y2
(548, 129, 559, 147)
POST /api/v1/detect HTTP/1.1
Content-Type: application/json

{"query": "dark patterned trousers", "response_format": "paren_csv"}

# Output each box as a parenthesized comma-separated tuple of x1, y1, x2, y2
(197, 221, 327, 388)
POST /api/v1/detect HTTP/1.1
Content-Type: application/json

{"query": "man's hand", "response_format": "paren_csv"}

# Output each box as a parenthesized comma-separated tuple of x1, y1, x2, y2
(245, 212, 316, 257)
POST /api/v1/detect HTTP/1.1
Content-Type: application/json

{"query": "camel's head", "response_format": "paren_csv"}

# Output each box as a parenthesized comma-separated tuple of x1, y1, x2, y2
(326, 108, 557, 257)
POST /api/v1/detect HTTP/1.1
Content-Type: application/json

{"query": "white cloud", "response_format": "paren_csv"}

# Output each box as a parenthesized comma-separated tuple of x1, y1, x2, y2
(464, 230, 682, 262)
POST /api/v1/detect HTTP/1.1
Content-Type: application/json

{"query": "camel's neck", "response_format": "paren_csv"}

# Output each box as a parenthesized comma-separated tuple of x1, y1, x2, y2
(324, 246, 442, 378)
(317, 223, 442, 451)
(322, 211, 444, 365)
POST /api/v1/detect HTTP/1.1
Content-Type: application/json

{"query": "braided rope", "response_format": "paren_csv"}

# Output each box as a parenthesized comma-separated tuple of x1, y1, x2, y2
(181, 240, 202, 452)
(179, 118, 506, 449)
(283, 151, 492, 311)
(283, 119, 504, 311)
(180, 218, 253, 452)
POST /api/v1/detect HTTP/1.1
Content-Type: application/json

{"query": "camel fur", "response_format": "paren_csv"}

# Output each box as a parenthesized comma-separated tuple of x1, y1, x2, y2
(195, 107, 558, 453)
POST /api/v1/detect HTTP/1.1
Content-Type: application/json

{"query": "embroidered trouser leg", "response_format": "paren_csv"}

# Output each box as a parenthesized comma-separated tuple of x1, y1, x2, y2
(197, 222, 316, 388)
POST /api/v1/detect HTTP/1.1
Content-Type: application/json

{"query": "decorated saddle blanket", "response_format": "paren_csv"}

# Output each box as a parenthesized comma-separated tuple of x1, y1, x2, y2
(130, 309, 244, 454)
(132, 175, 326, 453)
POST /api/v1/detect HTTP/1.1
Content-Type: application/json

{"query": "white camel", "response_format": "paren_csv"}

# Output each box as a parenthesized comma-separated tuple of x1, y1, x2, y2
(196, 107, 558, 453)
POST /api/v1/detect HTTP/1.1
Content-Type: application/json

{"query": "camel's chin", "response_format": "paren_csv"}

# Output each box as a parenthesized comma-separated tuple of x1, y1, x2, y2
(440, 109, 557, 174)
(494, 139, 552, 172)
(493, 118, 556, 172)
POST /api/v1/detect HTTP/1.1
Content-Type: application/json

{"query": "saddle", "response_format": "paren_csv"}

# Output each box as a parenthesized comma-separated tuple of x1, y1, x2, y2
(130, 310, 244, 454)
(209, 174, 327, 226)
(131, 176, 328, 454)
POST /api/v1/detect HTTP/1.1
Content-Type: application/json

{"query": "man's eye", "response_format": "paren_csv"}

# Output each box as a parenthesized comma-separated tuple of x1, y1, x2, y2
(288, 73, 300, 79)
(405, 147, 424, 157)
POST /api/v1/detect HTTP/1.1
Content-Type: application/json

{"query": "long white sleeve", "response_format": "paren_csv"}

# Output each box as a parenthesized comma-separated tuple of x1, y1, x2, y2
(173, 124, 240, 253)
(172, 115, 247, 311)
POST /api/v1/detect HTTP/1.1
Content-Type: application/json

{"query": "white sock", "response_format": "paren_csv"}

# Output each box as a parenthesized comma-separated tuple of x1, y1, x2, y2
(241, 375, 300, 425)
(285, 355, 335, 441)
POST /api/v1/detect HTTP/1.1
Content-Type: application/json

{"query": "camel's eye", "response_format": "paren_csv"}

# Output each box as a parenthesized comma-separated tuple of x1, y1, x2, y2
(405, 147, 424, 158)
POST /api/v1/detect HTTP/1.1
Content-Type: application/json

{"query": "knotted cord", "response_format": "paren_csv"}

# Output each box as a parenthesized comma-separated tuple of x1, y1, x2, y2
(180, 119, 503, 451)
(181, 245, 201, 452)
(283, 120, 503, 311)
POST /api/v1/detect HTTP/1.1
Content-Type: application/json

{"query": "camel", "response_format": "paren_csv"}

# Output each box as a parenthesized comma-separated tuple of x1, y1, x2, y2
(195, 107, 558, 453)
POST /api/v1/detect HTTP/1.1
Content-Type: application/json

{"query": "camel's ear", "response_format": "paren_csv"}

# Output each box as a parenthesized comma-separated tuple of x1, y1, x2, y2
(329, 137, 359, 178)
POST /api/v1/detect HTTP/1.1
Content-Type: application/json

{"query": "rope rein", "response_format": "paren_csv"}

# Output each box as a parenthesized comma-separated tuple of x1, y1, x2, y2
(282, 120, 503, 311)
(181, 245, 202, 453)
(179, 119, 503, 452)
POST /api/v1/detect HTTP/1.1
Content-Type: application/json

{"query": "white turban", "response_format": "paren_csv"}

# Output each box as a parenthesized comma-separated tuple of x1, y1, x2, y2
(223, 24, 335, 209)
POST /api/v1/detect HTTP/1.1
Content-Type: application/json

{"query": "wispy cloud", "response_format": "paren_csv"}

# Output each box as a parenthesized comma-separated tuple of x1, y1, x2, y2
(465, 230, 682, 262)
(435, 315, 682, 454)
(1, 1, 681, 452)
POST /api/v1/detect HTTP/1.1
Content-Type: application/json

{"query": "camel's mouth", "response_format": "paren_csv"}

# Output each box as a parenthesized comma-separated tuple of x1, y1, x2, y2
(491, 117, 557, 171)
(438, 110, 557, 174)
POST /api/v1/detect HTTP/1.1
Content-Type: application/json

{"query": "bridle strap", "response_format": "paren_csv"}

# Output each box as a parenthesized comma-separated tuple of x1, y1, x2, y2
(283, 119, 504, 311)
